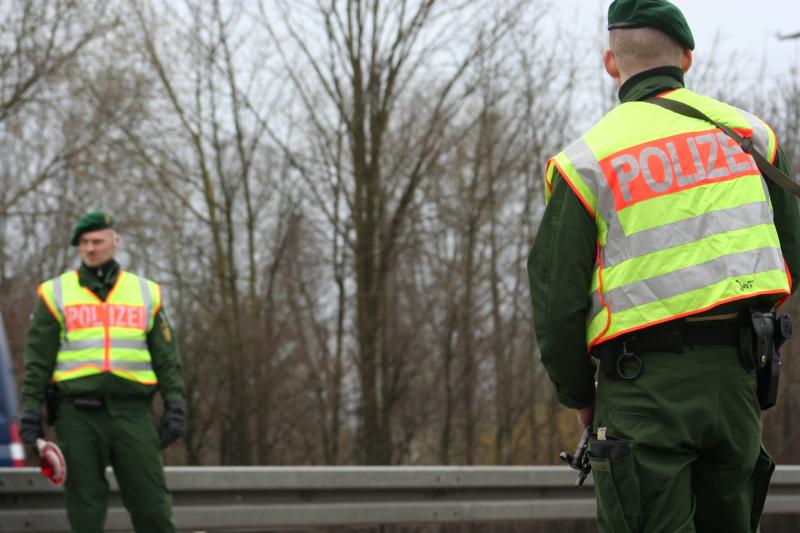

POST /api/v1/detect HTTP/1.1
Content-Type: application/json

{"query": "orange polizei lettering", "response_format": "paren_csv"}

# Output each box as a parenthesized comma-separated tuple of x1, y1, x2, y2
(599, 128, 758, 210)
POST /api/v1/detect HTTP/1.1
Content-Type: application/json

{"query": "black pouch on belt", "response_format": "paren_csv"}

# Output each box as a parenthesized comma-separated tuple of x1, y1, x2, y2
(739, 308, 791, 410)
(739, 308, 774, 372)
(759, 313, 792, 410)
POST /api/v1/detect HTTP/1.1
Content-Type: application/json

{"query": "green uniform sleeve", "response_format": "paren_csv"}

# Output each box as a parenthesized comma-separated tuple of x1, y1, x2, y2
(21, 298, 61, 413)
(766, 147, 800, 293)
(147, 309, 185, 402)
(528, 175, 597, 409)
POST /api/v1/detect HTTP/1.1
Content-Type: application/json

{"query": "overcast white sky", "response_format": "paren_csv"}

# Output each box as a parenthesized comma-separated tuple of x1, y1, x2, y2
(552, 0, 800, 81)
(672, 0, 800, 68)
(543, 0, 800, 127)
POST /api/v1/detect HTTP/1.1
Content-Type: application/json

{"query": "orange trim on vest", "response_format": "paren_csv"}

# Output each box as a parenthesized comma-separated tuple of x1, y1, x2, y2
(111, 368, 158, 385)
(553, 158, 596, 218)
(53, 364, 157, 385)
(544, 159, 555, 195)
(74, 271, 100, 303)
(53, 364, 103, 379)
(589, 242, 612, 349)
(765, 122, 779, 163)
(784, 259, 792, 293)
(37, 285, 60, 322)
(71, 270, 125, 302)
(105, 272, 124, 301)
(153, 284, 162, 319)
(776, 259, 792, 309)
(589, 287, 790, 351)
(656, 88, 680, 98)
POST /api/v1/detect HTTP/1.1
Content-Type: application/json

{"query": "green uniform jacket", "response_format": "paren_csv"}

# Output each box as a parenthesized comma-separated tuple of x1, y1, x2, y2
(21, 259, 185, 413)
(528, 67, 800, 409)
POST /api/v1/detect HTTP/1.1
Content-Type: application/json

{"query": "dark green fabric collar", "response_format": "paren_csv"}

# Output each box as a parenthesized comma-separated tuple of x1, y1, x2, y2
(618, 66, 684, 103)
(78, 259, 120, 292)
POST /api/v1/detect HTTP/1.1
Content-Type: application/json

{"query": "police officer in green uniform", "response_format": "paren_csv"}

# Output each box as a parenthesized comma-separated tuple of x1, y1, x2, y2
(528, 1, 800, 531)
(18, 212, 186, 533)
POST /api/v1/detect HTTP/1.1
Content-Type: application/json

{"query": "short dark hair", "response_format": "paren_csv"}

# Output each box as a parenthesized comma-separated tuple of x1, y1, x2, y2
(609, 27, 684, 77)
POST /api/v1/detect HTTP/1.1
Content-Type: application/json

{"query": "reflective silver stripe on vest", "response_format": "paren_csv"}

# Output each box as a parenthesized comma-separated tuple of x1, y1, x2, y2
(563, 137, 603, 208)
(60, 338, 148, 352)
(53, 275, 66, 341)
(602, 201, 773, 268)
(735, 107, 773, 161)
(734, 108, 777, 204)
(601, 247, 784, 314)
(53, 275, 64, 315)
(138, 276, 152, 330)
(55, 359, 154, 372)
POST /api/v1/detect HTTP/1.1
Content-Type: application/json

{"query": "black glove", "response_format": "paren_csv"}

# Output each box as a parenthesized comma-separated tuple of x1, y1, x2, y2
(158, 399, 186, 449)
(19, 411, 44, 445)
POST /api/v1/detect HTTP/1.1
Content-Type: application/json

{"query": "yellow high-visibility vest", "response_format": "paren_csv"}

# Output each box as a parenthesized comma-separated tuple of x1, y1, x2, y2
(545, 88, 790, 350)
(38, 270, 160, 384)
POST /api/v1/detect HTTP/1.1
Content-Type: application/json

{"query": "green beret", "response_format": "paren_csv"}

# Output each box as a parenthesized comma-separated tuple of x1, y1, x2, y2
(70, 211, 115, 246)
(608, 0, 695, 51)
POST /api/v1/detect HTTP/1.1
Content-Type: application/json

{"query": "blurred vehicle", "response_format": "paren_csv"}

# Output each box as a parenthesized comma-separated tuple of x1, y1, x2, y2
(0, 313, 24, 466)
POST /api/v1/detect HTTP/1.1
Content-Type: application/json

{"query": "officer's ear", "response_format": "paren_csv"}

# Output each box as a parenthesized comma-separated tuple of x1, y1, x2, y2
(680, 48, 693, 74)
(603, 49, 621, 82)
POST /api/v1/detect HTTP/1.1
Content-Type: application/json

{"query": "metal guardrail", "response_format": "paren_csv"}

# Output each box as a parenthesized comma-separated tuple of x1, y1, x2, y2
(2, 465, 800, 532)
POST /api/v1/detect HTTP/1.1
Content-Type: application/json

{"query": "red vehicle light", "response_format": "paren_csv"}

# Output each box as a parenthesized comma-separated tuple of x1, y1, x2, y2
(9, 422, 26, 467)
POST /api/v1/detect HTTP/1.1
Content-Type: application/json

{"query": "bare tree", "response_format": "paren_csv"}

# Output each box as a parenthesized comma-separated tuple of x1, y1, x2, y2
(0, 0, 125, 387)
(0, 0, 117, 216)
(120, 0, 295, 464)
(260, 0, 530, 465)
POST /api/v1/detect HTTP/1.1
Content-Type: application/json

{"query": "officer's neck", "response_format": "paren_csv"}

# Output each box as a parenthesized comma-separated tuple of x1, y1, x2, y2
(618, 66, 685, 103)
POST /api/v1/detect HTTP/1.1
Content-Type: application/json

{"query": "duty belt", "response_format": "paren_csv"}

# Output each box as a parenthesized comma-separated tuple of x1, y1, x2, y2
(592, 316, 739, 380)
(596, 316, 738, 355)
(70, 397, 105, 409)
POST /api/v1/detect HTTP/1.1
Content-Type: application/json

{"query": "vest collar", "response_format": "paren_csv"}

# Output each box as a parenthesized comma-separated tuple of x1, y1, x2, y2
(79, 259, 120, 291)
(618, 66, 684, 103)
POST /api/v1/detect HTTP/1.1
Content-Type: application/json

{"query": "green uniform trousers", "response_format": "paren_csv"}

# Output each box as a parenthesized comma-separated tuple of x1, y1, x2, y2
(55, 400, 176, 533)
(590, 344, 774, 533)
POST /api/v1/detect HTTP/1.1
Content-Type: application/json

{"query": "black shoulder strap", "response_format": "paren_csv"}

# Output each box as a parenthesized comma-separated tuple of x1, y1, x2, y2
(644, 96, 800, 198)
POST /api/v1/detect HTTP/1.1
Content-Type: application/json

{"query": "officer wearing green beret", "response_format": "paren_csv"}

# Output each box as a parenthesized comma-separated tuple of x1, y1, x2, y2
(19, 211, 186, 533)
(529, 1, 800, 531)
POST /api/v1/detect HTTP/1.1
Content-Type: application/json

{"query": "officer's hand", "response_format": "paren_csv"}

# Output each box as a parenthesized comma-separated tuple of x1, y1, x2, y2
(158, 399, 186, 449)
(576, 404, 594, 429)
(19, 411, 44, 445)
